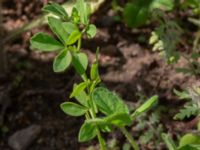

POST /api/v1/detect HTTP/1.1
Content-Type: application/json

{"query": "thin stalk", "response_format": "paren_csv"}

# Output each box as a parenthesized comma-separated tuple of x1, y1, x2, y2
(80, 73, 107, 150)
(119, 127, 139, 150)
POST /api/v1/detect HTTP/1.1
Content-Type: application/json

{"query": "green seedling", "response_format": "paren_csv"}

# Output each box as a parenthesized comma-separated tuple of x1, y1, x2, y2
(30, 1, 158, 149)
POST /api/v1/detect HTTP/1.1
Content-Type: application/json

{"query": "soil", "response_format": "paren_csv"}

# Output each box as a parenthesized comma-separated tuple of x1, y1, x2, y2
(0, 0, 199, 150)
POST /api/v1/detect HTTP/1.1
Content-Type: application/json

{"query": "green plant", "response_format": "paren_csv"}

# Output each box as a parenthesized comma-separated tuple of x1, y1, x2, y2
(149, 18, 182, 64)
(30, 1, 158, 149)
(173, 88, 200, 120)
(162, 132, 200, 150)
(113, 0, 174, 28)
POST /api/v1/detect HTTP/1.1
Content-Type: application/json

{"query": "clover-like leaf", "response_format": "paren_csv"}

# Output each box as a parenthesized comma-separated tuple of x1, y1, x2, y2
(30, 32, 64, 51)
(78, 122, 97, 142)
(179, 133, 200, 147)
(92, 87, 129, 116)
(43, 2, 68, 19)
(66, 30, 81, 45)
(105, 112, 132, 127)
(74, 88, 88, 106)
(48, 17, 69, 44)
(86, 24, 97, 38)
(62, 22, 79, 34)
(60, 102, 88, 116)
(72, 52, 88, 75)
(70, 82, 87, 98)
(53, 49, 72, 72)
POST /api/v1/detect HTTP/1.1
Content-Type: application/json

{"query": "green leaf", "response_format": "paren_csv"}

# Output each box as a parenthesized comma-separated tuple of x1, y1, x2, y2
(92, 87, 129, 116)
(62, 22, 78, 34)
(174, 104, 199, 120)
(72, 52, 88, 75)
(71, 7, 81, 24)
(123, 2, 149, 28)
(179, 134, 200, 147)
(150, 0, 174, 11)
(78, 122, 97, 142)
(42, 3, 68, 19)
(66, 30, 81, 45)
(173, 89, 190, 100)
(131, 95, 158, 119)
(162, 133, 177, 150)
(53, 49, 72, 72)
(60, 102, 88, 116)
(90, 62, 100, 81)
(30, 32, 64, 51)
(48, 17, 69, 44)
(70, 82, 87, 98)
(105, 113, 132, 127)
(178, 144, 200, 150)
(86, 24, 97, 38)
(75, 0, 89, 24)
(75, 89, 88, 106)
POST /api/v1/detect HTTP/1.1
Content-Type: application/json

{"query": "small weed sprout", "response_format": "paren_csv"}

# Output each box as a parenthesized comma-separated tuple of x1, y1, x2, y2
(30, 1, 158, 149)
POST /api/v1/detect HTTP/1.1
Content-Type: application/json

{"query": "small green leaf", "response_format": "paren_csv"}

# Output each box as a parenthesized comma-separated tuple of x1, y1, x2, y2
(30, 32, 64, 51)
(179, 133, 200, 147)
(53, 49, 72, 72)
(75, 89, 88, 106)
(90, 62, 100, 81)
(162, 133, 177, 150)
(87, 24, 97, 38)
(131, 95, 158, 119)
(60, 102, 88, 116)
(71, 7, 81, 24)
(92, 87, 129, 116)
(177, 144, 200, 150)
(173, 89, 190, 100)
(105, 113, 132, 127)
(72, 52, 88, 75)
(150, 0, 174, 11)
(70, 82, 87, 98)
(43, 3, 68, 19)
(123, 3, 149, 28)
(48, 17, 69, 44)
(78, 122, 97, 142)
(75, 0, 89, 24)
(66, 30, 81, 45)
(62, 22, 78, 34)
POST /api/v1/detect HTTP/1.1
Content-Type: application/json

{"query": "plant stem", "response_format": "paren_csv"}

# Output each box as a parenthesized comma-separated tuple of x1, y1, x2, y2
(97, 128, 107, 150)
(81, 74, 107, 150)
(119, 127, 139, 150)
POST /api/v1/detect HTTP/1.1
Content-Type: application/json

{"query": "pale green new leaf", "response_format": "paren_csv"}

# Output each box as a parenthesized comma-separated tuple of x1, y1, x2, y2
(86, 24, 97, 38)
(66, 30, 81, 45)
(70, 82, 87, 98)
(75, 0, 89, 24)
